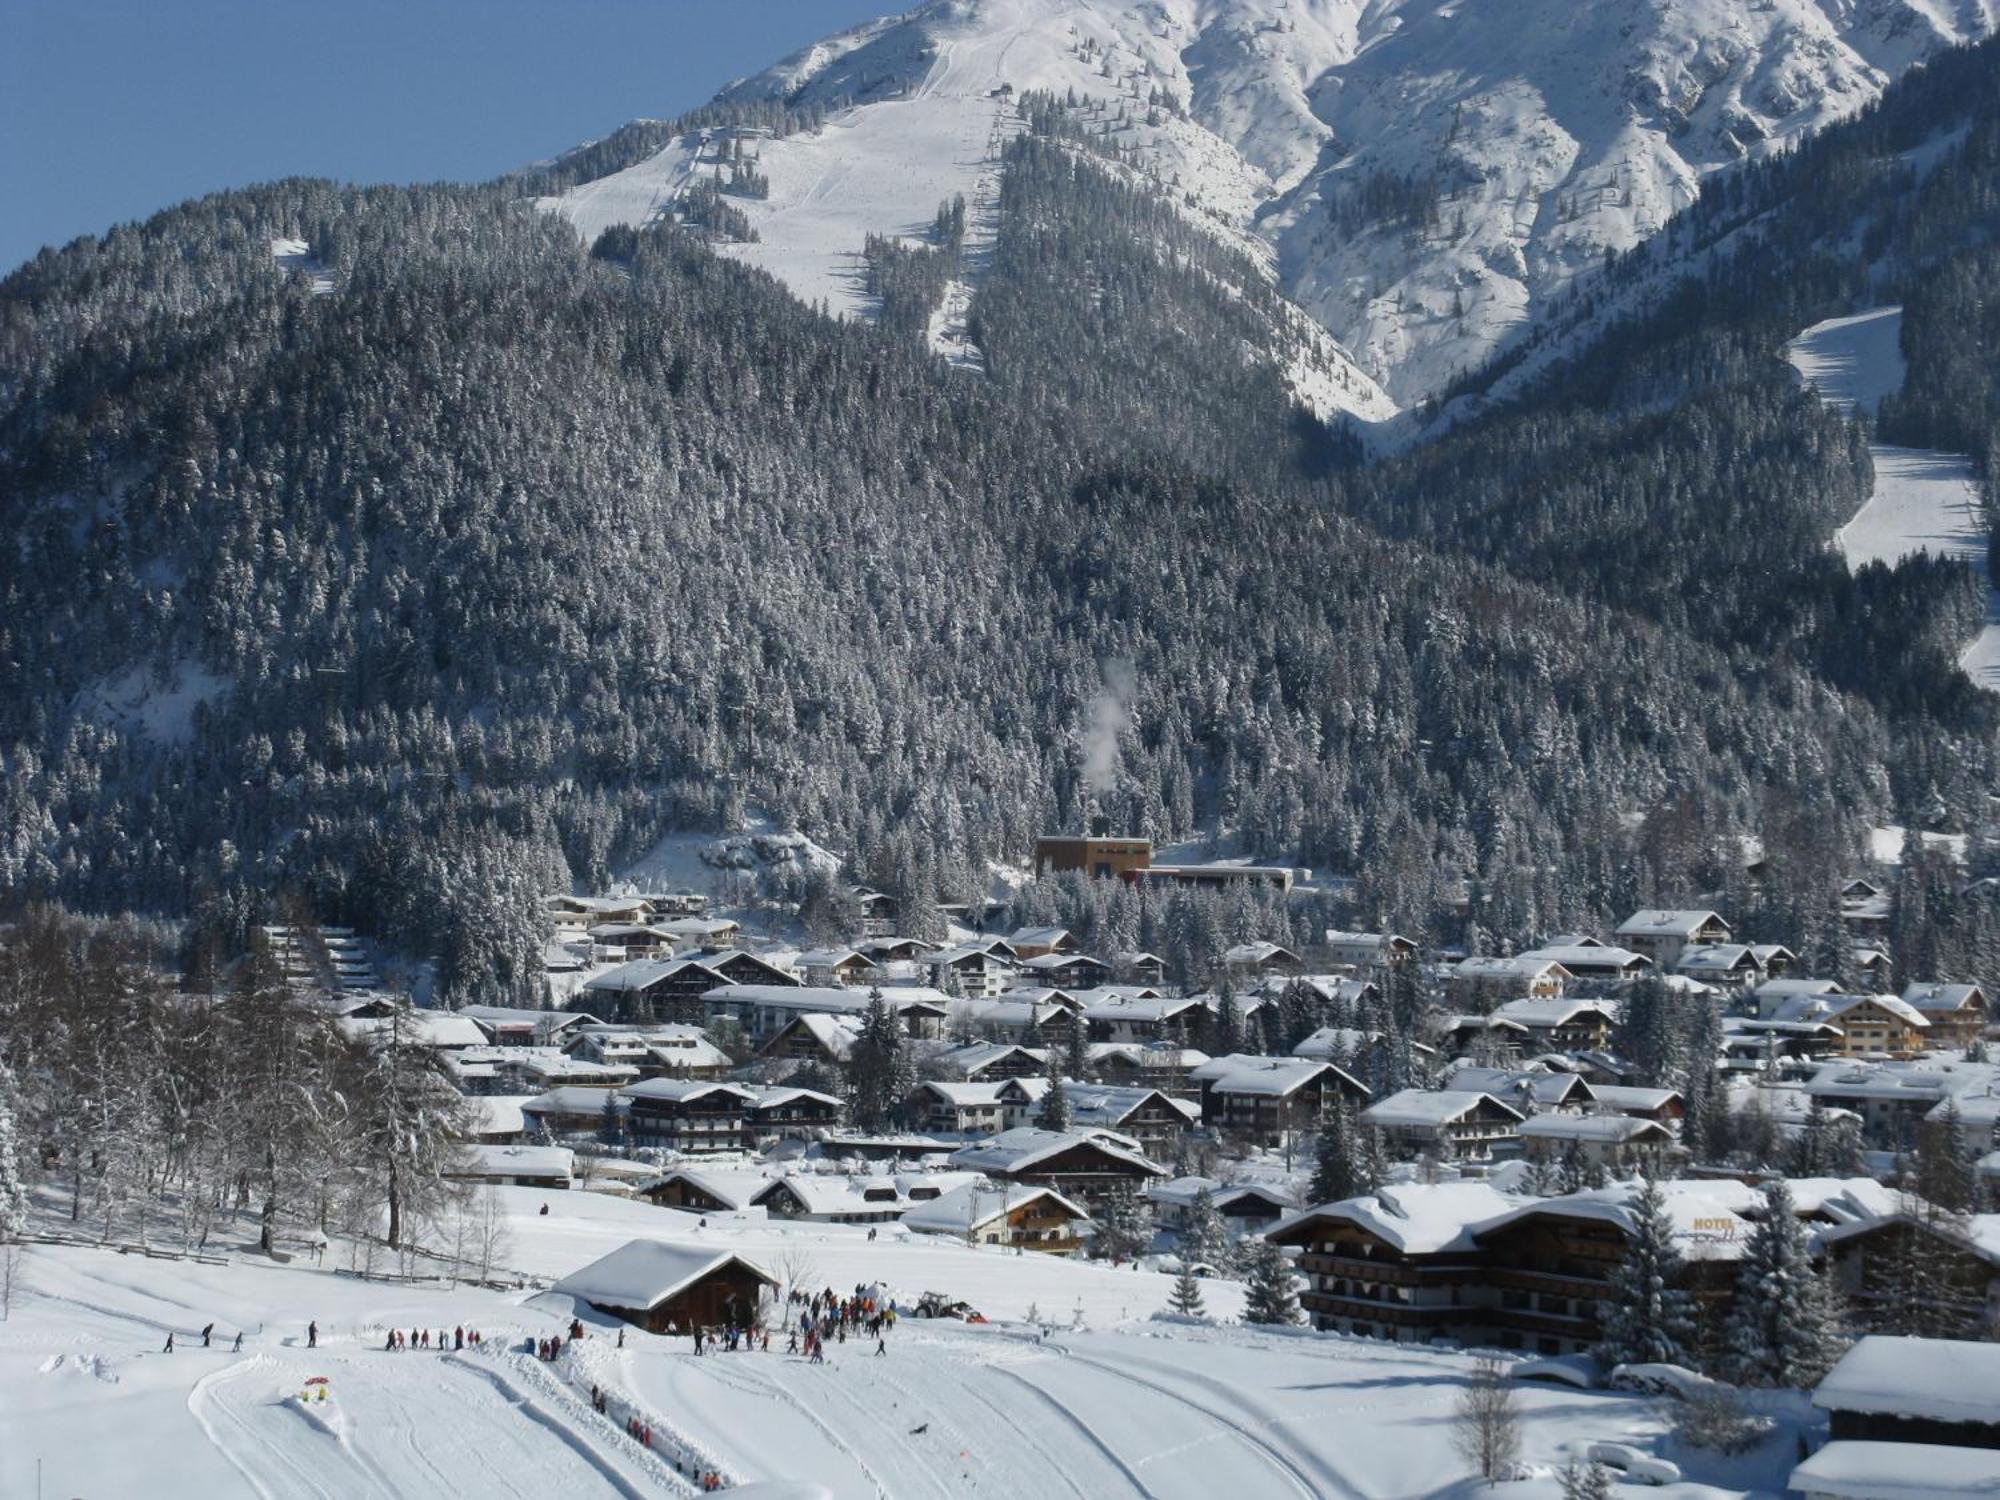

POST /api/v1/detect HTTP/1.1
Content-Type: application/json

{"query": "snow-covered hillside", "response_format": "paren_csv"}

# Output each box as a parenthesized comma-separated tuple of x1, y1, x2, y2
(1787, 306, 2000, 688)
(0, 1188, 1802, 1498)
(545, 0, 1993, 414)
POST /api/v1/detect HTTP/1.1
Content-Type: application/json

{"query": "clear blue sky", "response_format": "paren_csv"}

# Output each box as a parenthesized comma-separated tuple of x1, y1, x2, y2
(0, 0, 899, 273)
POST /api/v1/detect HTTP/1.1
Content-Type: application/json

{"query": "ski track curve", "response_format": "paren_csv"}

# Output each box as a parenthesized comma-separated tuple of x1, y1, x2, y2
(1034, 1337, 1339, 1500)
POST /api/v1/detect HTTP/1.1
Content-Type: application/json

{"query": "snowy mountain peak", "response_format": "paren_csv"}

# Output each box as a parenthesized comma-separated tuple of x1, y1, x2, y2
(546, 0, 1995, 413)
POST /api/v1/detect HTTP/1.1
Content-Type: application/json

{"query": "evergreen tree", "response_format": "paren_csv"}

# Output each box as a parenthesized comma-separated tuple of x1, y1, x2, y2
(1212, 987, 1243, 1057)
(1241, 1237, 1301, 1325)
(1036, 1049, 1074, 1133)
(1310, 1104, 1364, 1205)
(1592, 1181, 1698, 1369)
(1179, 1185, 1235, 1274)
(1915, 1099, 1976, 1213)
(1723, 1180, 1847, 1387)
(0, 1057, 27, 1242)
(1561, 1461, 1616, 1500)
(848, 990, 913, 1132)
(1064, 1018, 1090, 1084)
(1168, 1261, 1206, 1317)
(1094, 1183, 1149, 1263)
(596, 1090, 624, 1149)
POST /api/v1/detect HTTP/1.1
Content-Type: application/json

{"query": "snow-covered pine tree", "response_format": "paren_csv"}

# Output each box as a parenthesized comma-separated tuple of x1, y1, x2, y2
(1065, 1016, 1090, 1083)
(1241, 1236, 1301, 1325)
(1560, 1460, 1615, 1500)
(1212, 986, 1243, 1056)
(597, 1090, 624, 1149)
(1179, 1184, 1235, 1274)
(1592, 1180, 1697, 1369)
(1036, 1050, 1074, 1133)
(0, 1056, 27, 1242)
(1310, 1103, 1363, 1205)
(1723, 1180, 1847, 1387)
(1168, 1261, 1206, 1317)
(1093, 1183, 1149, 1263)
(848, 990, 911, 1131)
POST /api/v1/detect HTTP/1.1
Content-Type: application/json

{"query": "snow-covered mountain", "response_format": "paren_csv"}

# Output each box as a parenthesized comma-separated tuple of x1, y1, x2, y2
(547, 0, 1994, 415)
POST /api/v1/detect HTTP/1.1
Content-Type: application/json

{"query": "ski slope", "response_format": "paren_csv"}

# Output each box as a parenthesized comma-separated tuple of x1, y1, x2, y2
(1787, 306, 2000, 689)
(0, 1186, 1795, 1497)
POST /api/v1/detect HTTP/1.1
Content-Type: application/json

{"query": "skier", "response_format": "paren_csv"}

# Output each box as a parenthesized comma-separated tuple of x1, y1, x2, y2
(233, 1331, 244, 1353)
(202, 1323, 214, 1348)
(163, 1332, 175, 1354)
(455, 1326, 464, 1350)
(540, 1203, 550, 1216)
(617, 1327, 625, 1349)
(307, 1321, 318, 1349)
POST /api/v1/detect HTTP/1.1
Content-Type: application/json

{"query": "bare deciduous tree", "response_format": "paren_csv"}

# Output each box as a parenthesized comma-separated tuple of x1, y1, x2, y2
(1453, 1356, 1522, 1482)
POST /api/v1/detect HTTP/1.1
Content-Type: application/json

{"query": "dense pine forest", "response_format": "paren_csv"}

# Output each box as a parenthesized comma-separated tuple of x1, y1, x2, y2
(5, 37, 2000, 998)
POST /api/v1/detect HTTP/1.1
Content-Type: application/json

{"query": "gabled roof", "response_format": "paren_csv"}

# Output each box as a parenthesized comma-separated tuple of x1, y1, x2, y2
(554, 1240, 775, 1311)
(1615, 909, 1730, 939)
(1224, 941, 1302, 966)
(1673, 944, 1761, 973)
(621, 1078, 756, 1105)
(1903, 981, 1987, 1013)
(1489, 998, 1615, 1029)
(583, 956, 725, 993)
(1008, 926, 1072, 948)
(1518, 1114, 1671, 1144)
(948, 1127, 1165, 1178)
(1788, 1439, 2000, 1500)
(1268, 1182, 1522, 1256)
(1362, 1088, 1523, 1128)
(902, 1182, 1087, 1235)
(1065, 1084, 1201, 1128)
(1518, 943, 1651, 970)
(1190, 1053, 1368, 1099)
(1442, 1067, 1591, 1108)
(1453, 955, 1571, 981)
(1472, 1179, 1760, 1260)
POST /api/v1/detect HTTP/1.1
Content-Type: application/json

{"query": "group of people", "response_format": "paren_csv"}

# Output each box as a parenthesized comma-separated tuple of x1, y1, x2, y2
(691, 1323, 765, 1355)
(786, 1283, 897, 1361)
(164, 1323, 246, 1354)
(385, 1325, 481, 1352)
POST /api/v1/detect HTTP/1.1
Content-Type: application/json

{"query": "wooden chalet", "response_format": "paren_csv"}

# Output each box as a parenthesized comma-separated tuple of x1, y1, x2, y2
(554, 1241, 775, 1334)
(1190, 1054, 1371, 1148)
(579, 957, 727, 1025)
(621, 1079, 754, 1154)
(948, 1127, 1166, 1212)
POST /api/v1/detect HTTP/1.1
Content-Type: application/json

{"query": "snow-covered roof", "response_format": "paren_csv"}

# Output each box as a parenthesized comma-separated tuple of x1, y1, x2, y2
(554, 1240, 776, 1310)
(464, 1095, 528, 1138)
(448, 1144, 574, 1180)
(1080, 993, 1205, 1023)
(1362, 1088, 1522, 1128)
(1756, 977, 1841, 1000)
(1473, 1179, 1761, 1260)
(913, 1079, 1010, 1107)
(1615, 909, 1730, 939)
(1020, 952, 1104, 974)
(742, 1084, 843, 1112)
(1009, 926, 1071, 947)
(704, 983, 952, 1015)
(931, 1040, 1045, 1076)
(1270, 1182, 1522, 1255)
(948, 1126, 1163, 1177)
(902, 1182, 1086, 1235)
(1789, 1441, 2000, 1500)
(1224, 941, 1300, 966)
(1813, 1336, 2000, 1425)
(1903, 982, 1986, 1013)
(1517, 1114, 1670, 1144)
(1674, 944, 1761, 973)
(1453, 955, 1569, 981)
(1065, 1084, 1200, 1127)
(338, 1011, 487, 1049)
(621, 1078, 756, 1105)
(1489, 998, 1614, 1029)
(1519, 943, 1650, 970)
(1442, 1066, 1591, 1107)
(583, 956, 722, 993)
(1190, 1053, 1365, 1099)
(1583, 1085, 1682, 1113)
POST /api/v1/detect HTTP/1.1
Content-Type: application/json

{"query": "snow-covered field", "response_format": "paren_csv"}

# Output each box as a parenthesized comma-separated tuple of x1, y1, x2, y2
(1787, 306, 2000, 689)
(0, 1187, 1786, 1497)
